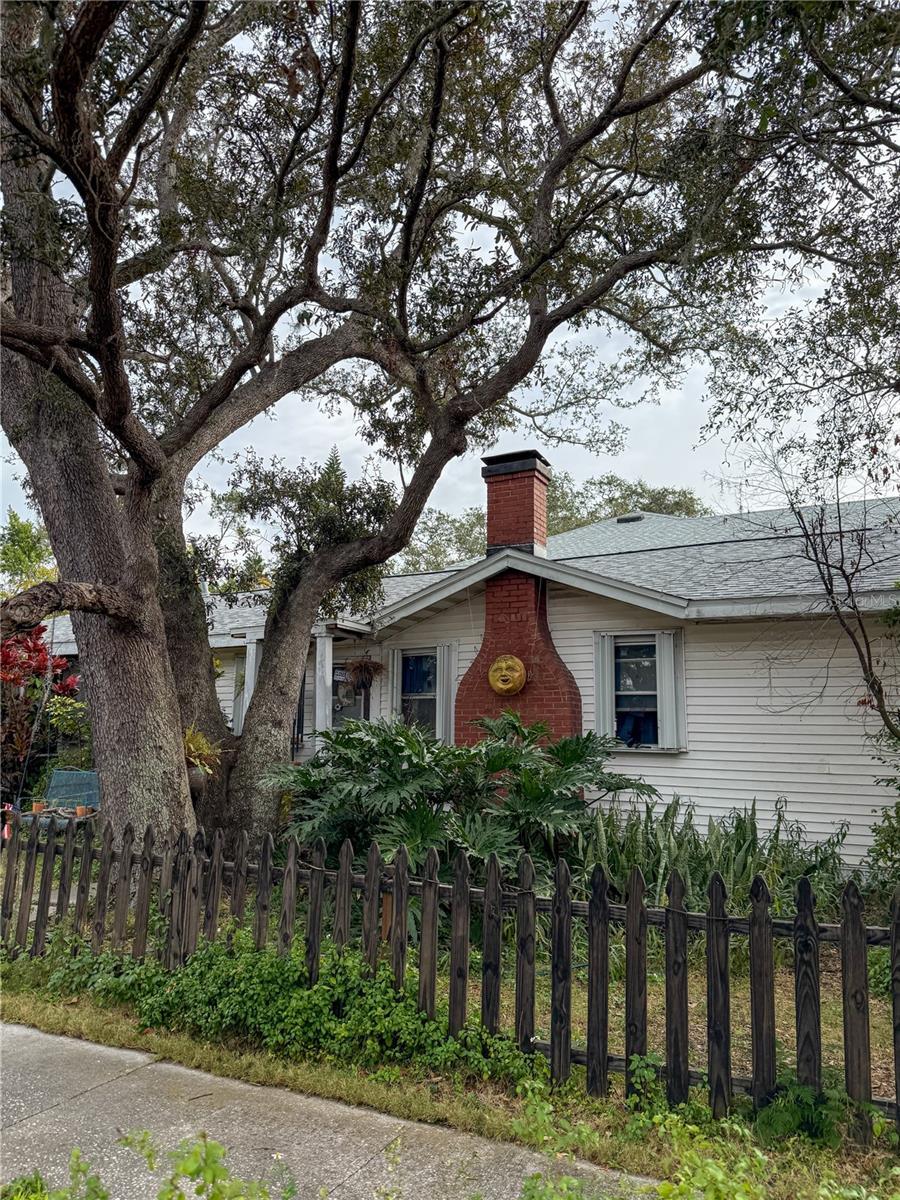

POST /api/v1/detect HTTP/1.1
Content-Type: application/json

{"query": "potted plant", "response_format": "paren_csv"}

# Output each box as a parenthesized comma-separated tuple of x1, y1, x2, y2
(344, 654, 384, 692)
(183, 725, 222, 796)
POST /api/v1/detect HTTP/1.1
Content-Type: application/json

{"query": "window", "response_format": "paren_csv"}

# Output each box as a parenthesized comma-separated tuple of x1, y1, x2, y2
(400, 651, 438, 733)
(595, 630, 685, 751)
(614, 639, 658, 746)
(332, 666, 369, 728)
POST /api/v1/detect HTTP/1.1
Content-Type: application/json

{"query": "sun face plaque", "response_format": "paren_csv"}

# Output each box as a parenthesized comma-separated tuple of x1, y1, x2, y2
(488, 654, 526, 696)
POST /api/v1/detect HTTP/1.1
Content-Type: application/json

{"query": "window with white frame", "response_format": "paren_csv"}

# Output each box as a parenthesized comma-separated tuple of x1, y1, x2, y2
(594, 631, 685, 750)
(389, 643, 456, 743)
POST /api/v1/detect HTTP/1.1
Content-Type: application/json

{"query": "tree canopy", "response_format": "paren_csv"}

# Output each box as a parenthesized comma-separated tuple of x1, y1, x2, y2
(2, 0, 898, 834)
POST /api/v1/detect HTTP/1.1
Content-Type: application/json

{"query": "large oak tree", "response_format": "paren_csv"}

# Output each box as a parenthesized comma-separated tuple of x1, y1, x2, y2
(2, 0, 897, 837)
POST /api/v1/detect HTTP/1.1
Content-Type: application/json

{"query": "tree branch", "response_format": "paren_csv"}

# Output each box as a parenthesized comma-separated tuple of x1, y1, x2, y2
(0, 580, 137, 639)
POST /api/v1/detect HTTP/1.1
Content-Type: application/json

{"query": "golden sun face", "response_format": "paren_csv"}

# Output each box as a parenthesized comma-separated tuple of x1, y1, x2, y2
(488, 654, 526, 696)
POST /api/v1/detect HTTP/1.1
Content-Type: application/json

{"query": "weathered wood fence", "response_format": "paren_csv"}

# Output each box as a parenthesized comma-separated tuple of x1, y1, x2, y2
(2, 813, 898, 1142)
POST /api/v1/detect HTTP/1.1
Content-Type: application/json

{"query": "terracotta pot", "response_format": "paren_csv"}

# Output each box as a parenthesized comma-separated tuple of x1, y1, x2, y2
(76, 805, 89, 818)
(31, 801, 46, 813)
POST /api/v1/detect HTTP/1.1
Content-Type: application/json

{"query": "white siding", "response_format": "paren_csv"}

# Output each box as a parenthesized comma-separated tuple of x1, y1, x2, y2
(214, 651, 241, 726)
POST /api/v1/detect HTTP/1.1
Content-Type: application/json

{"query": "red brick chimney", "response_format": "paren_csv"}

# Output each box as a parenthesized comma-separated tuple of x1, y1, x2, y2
(455, 451, 582, 744)
(483, 450, 551, 556)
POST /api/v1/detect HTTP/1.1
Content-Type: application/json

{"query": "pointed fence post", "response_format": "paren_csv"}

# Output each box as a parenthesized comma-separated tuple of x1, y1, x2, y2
(1, 811, 21, 943)
(625, 866, 647, 1097)
(841, 880, 871, 1144)
(706, 872, 731, 1118)
(55, 818, 77, 926)
(587, 864, 609, 1097)
(793, 876, 821, 1093)
(418, 847, 439, 1018)
(31, 818, 58, 957)
(111, 823, 135, 952)
(230, 830, 249, 925)
(391, 844, 409, 990)
(203, 828, 225, 943)
(14, 815, 41, 950)
(279, 835, 299, 957)
(254, 833, 274, 950)
(515, 854, 536, 1054)
(551, 857, 572, 1086)
(73, 821, 95, 939)
(182, 829, 205, 959)
(362, 841, 382, 976)
(306, 836, 325, 984)
(91, 821, 115, 955)
(481, 853, 502, 1034)
(332, 839, 354, 949)
(132, 826, 155, 960)
(749, 875, 776, 1109)
(449, 850, 470, 1037)
(165, 830, 190, 969)
(665, 869, 689, 1106)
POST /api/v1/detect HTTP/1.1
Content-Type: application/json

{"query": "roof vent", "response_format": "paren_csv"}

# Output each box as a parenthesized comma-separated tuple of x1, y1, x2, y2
(616, 513, 644, 524)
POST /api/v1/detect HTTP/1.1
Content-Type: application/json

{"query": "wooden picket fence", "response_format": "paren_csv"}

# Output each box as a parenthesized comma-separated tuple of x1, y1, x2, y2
(2, 812, 898, 1143)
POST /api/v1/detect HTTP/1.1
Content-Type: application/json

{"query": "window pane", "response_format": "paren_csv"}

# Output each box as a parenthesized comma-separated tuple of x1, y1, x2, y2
(615, 642, 657, 692)
(615, 705, 659, 747)
(402, 653, 437, 695)
(402, 696, 437, 732)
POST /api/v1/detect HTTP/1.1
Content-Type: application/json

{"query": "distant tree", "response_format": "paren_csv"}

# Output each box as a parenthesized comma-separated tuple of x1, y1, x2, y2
(0, 510, 56, 599)
(397, 472, 710, 571)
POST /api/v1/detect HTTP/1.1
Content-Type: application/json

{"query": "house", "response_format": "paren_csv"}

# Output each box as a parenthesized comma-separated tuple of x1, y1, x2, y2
(48, 451, 900, 860)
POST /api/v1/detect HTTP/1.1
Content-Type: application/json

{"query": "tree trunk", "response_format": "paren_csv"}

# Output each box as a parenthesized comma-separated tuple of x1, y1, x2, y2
(227, 584, 321, 838)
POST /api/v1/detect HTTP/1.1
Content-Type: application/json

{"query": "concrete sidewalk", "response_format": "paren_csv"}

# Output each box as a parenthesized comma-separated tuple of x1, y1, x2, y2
(0, 1024, 643, 1199)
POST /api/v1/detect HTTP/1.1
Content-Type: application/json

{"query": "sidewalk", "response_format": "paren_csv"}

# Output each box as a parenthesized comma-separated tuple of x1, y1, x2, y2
(0, 1024, 644, 1199)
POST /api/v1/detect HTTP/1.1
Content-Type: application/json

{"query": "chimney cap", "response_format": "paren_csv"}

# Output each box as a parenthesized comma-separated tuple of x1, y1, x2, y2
(481, 449, 552, 480)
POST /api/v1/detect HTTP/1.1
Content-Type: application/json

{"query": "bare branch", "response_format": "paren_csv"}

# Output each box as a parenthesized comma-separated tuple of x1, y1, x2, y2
(0, 580, 137, 639)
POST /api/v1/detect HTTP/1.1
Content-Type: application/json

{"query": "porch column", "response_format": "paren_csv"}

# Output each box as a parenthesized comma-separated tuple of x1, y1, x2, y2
(234, 637, 262, 735)
(314, 631, 333, 748)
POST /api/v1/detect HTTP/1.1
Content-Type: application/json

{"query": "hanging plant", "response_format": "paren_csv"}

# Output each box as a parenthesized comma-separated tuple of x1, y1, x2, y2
(344, 655, 385, 691)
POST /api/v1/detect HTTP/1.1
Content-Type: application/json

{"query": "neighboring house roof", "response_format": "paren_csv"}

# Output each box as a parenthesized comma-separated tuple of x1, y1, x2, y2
(41, 497, 900, 656)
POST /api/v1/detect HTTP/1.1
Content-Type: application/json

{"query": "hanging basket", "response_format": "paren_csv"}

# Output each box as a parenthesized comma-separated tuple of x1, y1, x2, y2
(344, 655, 385, 691)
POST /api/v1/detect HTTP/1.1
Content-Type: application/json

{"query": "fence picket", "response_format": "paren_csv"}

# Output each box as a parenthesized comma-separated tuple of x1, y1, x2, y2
(279, 835, 299, 957)
(891, 884, 900, 1137)
(158, 836, 173, 919)
(182, 829, 205, 959)
(707, 872, 731, 1118)
(665, 869, 689, 1106)
(515, 854, 536, 1054)
(204, 828, 225, 943)
(73, 821, 95, 939)
(481, 853, 502, 1034)
(306, 836, 326, 984)
(587, 864, 609, 1096)
(111, 823, 135, 951)
(254, 833, 274, 950)
(165, 831, 190, 968)
(841, 881, 872, 1144)
(31, 818, 58, 957)
(55, 818, 77, 926)
(794, 876, 821, 1093)
(1, 811, 21, 943)
(749, 875, 776, 1108)
(391, 844, 409, 990)
(132, 826, 155, 960)
(231, 830, 249, 923)
(362, 841, 382, 975)
(449, 849, 470, 1037)
(333, 838, 353, 949)
(14, 816, 41, 950)
(418, 847, 439, 1018)
(551, 857, 572, 1086)
(91, 821, 115, 954)
(625, 866, 647, 1097)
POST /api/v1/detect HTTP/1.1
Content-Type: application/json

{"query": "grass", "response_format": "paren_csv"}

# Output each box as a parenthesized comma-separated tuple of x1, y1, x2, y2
(2, 975, 897, 1200)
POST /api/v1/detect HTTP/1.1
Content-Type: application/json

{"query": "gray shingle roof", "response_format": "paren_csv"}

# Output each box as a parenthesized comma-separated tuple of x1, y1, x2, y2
(43, 497, 900, 655)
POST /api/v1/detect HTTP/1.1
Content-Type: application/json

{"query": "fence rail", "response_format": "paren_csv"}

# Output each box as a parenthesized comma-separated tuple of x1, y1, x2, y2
(2, 812, 898, 1142)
